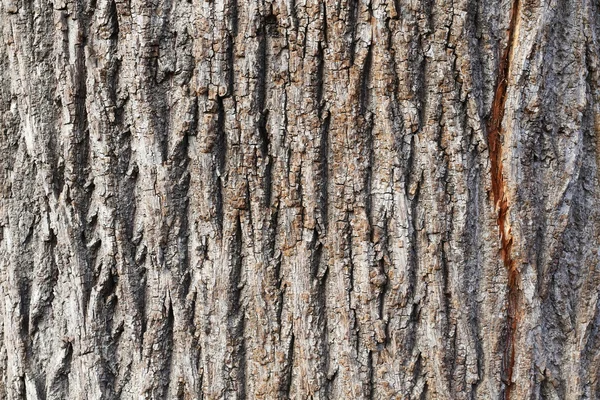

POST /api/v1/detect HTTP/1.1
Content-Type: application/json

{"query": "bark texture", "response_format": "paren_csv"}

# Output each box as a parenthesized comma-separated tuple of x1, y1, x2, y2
(1, 0, 600, 398)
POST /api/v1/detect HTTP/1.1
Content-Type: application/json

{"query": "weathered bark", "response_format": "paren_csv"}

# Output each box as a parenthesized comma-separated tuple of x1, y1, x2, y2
(1, 0, 599, 398)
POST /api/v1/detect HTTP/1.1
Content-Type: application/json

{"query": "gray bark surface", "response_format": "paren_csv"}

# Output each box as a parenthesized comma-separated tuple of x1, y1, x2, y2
(1, 0, 599, 398)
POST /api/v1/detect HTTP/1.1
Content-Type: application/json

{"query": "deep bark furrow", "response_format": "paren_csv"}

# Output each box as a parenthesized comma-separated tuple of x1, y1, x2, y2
(485, 0, 520, 397)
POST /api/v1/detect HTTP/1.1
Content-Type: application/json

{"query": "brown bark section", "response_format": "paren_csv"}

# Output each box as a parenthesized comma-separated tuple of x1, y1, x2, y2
(486, 0, 520, 398)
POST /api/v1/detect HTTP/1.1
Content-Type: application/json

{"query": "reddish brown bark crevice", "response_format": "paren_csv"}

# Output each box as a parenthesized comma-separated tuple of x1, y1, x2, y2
(487, 0, 521, 398)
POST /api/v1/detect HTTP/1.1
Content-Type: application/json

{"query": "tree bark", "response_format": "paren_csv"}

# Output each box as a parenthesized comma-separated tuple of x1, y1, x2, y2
(1, 0, 599, 398)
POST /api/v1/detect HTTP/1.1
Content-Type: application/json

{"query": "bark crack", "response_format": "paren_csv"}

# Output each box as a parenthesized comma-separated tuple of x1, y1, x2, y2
(487, 0, 520, 398)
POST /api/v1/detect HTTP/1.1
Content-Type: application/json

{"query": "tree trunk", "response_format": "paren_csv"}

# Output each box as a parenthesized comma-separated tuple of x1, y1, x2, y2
(1, 0, 599, 398)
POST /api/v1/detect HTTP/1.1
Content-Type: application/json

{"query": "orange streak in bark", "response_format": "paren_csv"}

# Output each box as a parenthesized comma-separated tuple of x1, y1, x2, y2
(487, 0, 520, 399)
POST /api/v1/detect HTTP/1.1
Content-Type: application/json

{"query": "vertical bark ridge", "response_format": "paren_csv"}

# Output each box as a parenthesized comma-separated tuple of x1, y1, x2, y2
(0, 22, 13, 400)
(486, 0, 520, 398)
(585, 11, 600, 400)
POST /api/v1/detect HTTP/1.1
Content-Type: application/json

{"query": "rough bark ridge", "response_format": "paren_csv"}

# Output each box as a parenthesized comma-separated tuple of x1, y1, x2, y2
(486, 0, 519, 397)
(1, 0, 600, 399)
